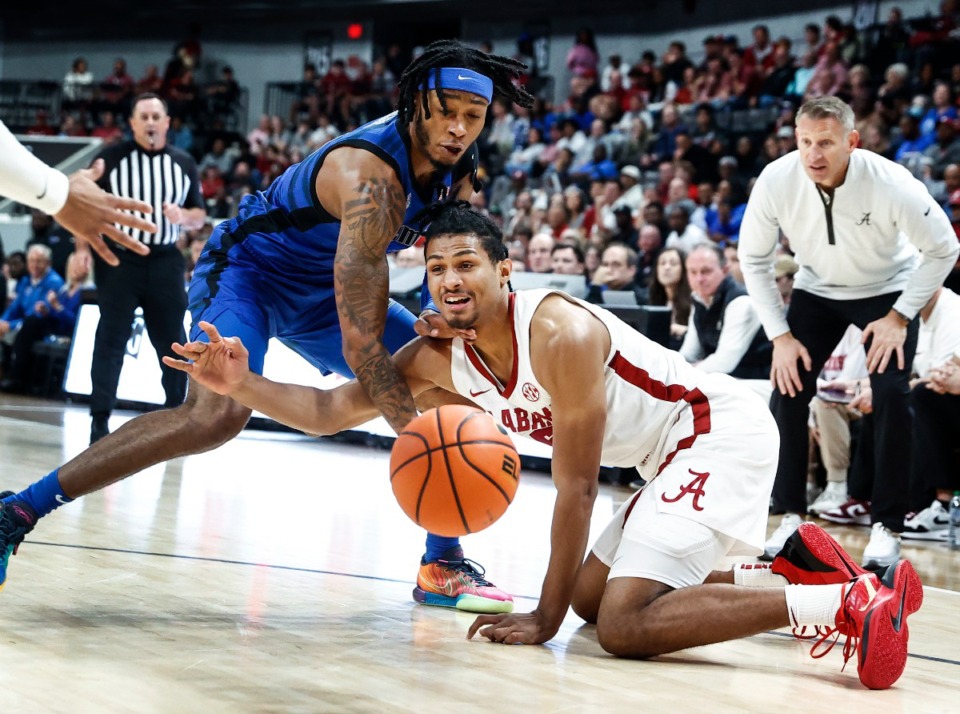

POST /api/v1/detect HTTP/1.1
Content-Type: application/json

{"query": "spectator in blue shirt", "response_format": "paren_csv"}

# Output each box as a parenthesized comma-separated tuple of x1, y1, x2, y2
(0, 244, 65, 391)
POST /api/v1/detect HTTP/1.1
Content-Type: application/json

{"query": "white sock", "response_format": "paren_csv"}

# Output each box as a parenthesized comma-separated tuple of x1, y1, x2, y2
(783, 583, 845, 628)
(733, 563, 788, 588)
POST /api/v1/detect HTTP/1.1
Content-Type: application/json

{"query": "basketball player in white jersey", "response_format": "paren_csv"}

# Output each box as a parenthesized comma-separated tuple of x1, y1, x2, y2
(165, 202, 923, 690)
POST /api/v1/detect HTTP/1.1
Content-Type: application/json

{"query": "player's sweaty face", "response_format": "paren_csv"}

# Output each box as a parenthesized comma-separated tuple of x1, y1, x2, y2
(796, 115, 857, 189)
(413, 90, 488, 170)
(426, 233, 502, 330)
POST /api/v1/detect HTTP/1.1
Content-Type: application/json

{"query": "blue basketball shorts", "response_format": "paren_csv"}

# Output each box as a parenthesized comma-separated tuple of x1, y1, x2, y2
(187, 243, 418, 377)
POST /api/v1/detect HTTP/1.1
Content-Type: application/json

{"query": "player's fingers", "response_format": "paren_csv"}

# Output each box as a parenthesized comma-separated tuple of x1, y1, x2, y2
(161, 356, 192, 373)
(101, 224, 151, 255)
(199, 321, 223, 342)
(467, 615, 501, 639)
(84, 158, 105, 180)
(109, 195, 154, 216)
(77, 233, 119, 266)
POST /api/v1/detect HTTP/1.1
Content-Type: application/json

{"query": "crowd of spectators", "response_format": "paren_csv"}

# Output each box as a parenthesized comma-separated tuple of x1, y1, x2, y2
(4, 5, 960, 461)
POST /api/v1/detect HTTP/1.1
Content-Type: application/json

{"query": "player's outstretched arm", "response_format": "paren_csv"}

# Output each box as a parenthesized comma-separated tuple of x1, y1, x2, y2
(0, 121, 155, 266)
(469, 297, 609, 645)
(164, 322, 446, 436)
(325, 150, 420, 434)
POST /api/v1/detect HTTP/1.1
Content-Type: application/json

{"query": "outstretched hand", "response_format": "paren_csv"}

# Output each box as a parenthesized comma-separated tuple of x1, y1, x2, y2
(56, 159, 156, 266)
(162, 321, 251, 395)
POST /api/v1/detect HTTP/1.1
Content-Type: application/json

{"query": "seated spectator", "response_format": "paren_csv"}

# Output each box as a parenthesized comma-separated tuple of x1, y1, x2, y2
(91, 111, 123, 145)
(894, 113, 936, 173)
(903, 285, 960, 539)
(0, 245, 64, 389)
(167, 68, 200, 121)
(680, 244, 770, 378)
(758, 38, 797, 105)
(608, 205, 639, 245)
(665, 202, 710, 254)
(706, 198, 746, 245)
(135, 64, 164, 96)
(785, 51, 817, 100)
(3, 251, 27, 307)
(774, 254, 799, 306)
(526, 233, 556, 273)
(166, 115, 194, 153)
(199, 138, 239, 176)
(550, 241, 587, 277)
(206, 65, 241, 117)
(923, 117, 960, 181)
(876, 62, 912, 113)
(646, 246, 691, 350)
(566, 28, 599, 78)
(587, 243, 647, 305)
(25, 110, 56, 136)
(99, 58, 135, 115)
(0, 251, 89, 394)
(247, 115, 271, 156)
(504, 126, 547, 177)
(807, 325, 869, 517)
(59, 115, 87, 138)
(635, 223, 663, 285)
(724, 243, 744, 284)
(62, 57, 94, 108)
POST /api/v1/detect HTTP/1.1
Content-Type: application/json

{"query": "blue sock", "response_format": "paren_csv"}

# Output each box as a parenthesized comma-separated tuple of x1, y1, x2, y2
(424, 534, 460, 562)
(3, 469, 73, 518)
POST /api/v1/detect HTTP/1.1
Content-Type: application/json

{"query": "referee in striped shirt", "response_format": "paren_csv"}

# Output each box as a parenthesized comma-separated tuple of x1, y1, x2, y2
(83, 93, 205, 443)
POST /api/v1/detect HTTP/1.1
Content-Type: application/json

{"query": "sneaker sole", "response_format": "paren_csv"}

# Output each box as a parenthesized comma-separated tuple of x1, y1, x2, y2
(857, 559, 923, 690)
(818, 513, 872, 526)
(901, 529, 949, 542)
(412, 587, 514, 614)
(772, 522, 868, 585)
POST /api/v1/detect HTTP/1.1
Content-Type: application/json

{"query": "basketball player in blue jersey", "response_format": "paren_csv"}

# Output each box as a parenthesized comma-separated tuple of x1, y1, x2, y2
(0, 40, 534, 614)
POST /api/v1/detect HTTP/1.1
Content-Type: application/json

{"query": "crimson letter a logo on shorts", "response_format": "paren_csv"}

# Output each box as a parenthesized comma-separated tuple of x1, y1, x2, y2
(661, 469, 710, 512)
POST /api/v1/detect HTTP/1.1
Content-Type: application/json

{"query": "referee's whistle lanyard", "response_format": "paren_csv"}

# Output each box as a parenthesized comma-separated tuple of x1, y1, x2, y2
(815, 185, 836, 246)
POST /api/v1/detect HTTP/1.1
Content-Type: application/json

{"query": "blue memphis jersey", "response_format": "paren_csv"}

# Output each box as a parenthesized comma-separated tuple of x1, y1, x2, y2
(215, 112, 455, 284)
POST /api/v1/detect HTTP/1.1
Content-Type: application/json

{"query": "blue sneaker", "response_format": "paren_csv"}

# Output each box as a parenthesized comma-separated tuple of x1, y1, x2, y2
(0, 498, 37, 591)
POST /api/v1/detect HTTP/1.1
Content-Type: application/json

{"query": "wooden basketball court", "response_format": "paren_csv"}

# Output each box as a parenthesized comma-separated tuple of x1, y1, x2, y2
(1, 395, 957, 712)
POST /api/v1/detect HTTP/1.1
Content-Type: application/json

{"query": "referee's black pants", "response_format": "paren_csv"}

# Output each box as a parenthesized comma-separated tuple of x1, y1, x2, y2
(91, 249, 188, 418)
(770, 289, 918, 532)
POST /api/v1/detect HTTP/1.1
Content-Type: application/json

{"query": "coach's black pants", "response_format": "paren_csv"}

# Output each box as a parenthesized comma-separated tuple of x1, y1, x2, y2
(770, 289, 918, 532)
(91, 249, 187, 417)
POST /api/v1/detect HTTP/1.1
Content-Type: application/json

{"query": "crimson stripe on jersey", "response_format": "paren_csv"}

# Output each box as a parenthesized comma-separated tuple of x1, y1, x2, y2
(607, 350, 712, 477)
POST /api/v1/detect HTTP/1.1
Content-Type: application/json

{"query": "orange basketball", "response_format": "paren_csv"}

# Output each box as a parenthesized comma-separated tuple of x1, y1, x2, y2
(390, 405, 521, 537)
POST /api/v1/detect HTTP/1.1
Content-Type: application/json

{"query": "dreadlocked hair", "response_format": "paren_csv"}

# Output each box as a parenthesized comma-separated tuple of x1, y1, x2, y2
(397, 39, 534, 126)
(421, 199, 509, 263)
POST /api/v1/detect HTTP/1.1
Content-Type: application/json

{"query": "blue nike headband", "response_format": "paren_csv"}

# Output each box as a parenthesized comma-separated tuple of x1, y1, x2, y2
(422, 67, 494, 103)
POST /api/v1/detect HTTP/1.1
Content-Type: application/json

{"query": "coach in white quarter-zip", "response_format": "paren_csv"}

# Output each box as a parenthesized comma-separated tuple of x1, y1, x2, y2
(738, 96, 959, 570)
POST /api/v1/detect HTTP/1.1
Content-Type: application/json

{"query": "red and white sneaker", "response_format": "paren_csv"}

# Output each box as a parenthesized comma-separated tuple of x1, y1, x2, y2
(819, 498, 872, 526)
(809, 560, 924, 690)
(772, 522, 868, 586)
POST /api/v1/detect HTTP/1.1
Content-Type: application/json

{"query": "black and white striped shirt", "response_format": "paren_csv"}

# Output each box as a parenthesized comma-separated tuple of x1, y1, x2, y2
(95, 140, 203, 249)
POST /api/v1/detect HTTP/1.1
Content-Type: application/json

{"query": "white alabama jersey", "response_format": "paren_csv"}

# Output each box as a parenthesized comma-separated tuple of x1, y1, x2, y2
(449, 289, 778, 552)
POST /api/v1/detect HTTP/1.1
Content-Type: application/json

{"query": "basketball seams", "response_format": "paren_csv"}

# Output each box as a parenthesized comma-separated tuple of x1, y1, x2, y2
(389, 405, 520, 536)
(436, 406, 472, 534)
(456, 413, 517, 504)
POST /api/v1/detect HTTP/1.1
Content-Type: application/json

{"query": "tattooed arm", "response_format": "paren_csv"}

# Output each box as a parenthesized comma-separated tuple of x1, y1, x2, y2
(317, 148, 418, 434)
